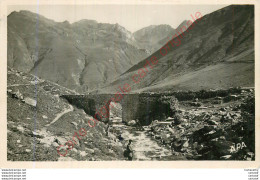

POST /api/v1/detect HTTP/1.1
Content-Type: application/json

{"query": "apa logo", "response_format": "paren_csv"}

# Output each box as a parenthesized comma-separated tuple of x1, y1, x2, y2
(229, 142, 247, 153)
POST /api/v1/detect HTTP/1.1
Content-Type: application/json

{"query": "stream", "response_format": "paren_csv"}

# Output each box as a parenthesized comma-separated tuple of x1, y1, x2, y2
(111, 120, 182, 161)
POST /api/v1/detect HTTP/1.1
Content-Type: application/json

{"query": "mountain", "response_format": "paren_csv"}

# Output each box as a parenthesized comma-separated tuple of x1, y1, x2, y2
(157, 20, 190, 46)
(7, 10, 149, 92)
(133, 21, 191, 54)
(104, 5, 254, 93)
(133, 24, 176, 54)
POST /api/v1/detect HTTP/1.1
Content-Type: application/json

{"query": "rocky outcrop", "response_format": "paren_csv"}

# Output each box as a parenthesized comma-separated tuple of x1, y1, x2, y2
(148, 89, 255, 160)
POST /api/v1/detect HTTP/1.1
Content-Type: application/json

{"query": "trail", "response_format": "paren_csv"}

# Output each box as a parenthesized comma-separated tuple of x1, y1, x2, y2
(45, 105, 74, 127)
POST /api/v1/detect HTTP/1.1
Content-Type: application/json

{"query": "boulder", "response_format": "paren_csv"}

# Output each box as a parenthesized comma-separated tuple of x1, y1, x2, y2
(127, 120, 136, 126)
(70, 122, 78, 129)
(220, 155, 232, 160)
(25, 149, 31, 153)
(219, 136, 226, 140)
(183, 140, 189, 148)
(24, 97, 37, 107)
(72, 148, 78, 153)
(80, 151, 87, 157)
(208, 120, 219, 125)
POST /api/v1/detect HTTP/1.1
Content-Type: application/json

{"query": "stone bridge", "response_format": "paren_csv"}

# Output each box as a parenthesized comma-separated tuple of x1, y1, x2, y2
(61, 93, 174, 125)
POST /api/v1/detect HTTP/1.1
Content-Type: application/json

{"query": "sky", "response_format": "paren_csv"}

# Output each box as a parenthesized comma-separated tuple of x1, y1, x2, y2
(7, 4, 229, 32)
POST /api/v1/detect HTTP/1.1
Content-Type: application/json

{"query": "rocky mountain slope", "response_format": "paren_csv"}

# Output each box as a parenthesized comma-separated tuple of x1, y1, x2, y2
(148, 88, 255, 160)
(7, 67, 125, 161)
(105, 5, 254, 93)
(7, 10, 149, 92)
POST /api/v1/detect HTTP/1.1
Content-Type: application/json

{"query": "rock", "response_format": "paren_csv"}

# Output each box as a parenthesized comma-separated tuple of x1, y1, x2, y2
(11, 90, 23, 99)
(152, 120, 159, 126)
(220, 155, 232, 160)
(24, 97, 37, 107)
(25, 149, 31, 153)
(109, 149, 114, 153)
(42, 115, 48, 119)
(247, 152, 254, 157)
(161, 133, 170, 139)
(167, 127, 175, 134)
(154, 135, 161, 140)
(183, 140, 189, 148)
(32, 131, 40, 136)
(17, 140, 21, 143)
(71, 122, 78, 129)
(219, 136, 226, 140)
(208, 120, 219, 125)
(165, 117, 174, 121)
(52, 142, 59, 147)
(205, 130, 216, 135)
(127, 120, 136, 126)
(177, 125, 184, 129)
(210, 138, 218, 142)
(72, 148, 78, 153)
(18, 145, 23, 148)
(80, 151, 87, 157)
(183, 123, 189, 127)
(220, 107, 227, 111)
(17, 125, 24, 133)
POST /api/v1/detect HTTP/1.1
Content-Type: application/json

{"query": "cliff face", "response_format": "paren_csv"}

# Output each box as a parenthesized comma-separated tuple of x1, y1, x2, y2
(105, 5, 254, 93)
(133, 24, 176, 54)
